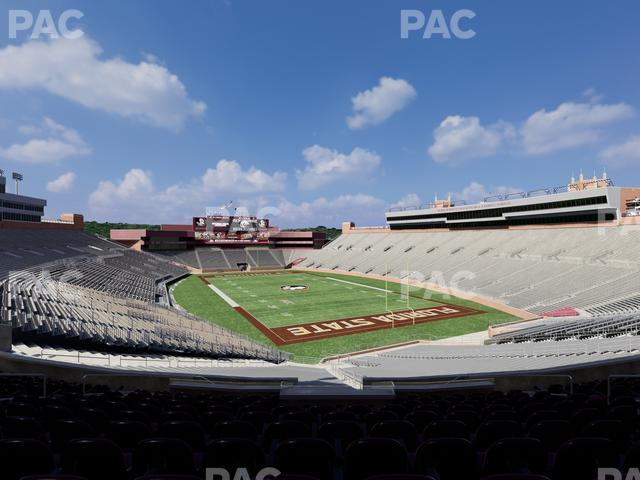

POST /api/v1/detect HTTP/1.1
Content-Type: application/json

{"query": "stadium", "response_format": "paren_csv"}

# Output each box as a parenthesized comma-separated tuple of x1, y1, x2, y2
(1, 1, 639, 478)
(2, 167, 640, 479)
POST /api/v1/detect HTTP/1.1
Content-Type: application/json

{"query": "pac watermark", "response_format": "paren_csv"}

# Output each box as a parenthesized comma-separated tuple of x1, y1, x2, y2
(401, 9, 476, 39)
(206, 467, 281, 480)
(8, 9, 84, 39)
(598, 468, 640, 480)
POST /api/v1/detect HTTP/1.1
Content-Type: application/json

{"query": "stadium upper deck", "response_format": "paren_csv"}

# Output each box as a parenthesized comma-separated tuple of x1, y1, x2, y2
(386, 173, 640, 230)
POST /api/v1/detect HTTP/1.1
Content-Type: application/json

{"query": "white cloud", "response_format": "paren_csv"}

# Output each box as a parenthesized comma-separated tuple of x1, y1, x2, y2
(456, 181, 521, 204)
(521, 101, 633, 154)
(599, 135, 640, 167)
(428, 116, 511, 165)
(296, 145, 381, 190)
(0, 37, 206, 130)
(89, 161, 287, 223)
(275, 194, 387, 228)
(0, 117, 90, 164)
(390, 193, 422, 209)
(47, 171, 76, 193)
(429, 99, 634, 164)
(347, 77, 416, 129)
(200, 159, 287, 194)
(582, 87, 604, 103)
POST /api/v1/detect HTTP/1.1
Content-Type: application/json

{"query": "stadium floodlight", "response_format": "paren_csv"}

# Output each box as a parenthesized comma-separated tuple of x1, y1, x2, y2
(12, 172, 23, 194)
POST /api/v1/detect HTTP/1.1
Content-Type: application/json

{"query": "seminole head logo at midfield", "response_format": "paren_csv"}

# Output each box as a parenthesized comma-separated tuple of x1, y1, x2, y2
(281, 285, 308, 291)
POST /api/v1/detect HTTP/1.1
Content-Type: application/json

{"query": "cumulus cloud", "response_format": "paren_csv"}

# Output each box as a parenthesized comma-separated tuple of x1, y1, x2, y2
(428, 116, 512, 165)
(428, 99, 634, 164)
(521, 101, 633, 154)
(599, 136, 640, 167)
(89, 161, 287, 223)
(0, 37, 206, 130)
(275, 194, 387, 228)
(390, 193, 422, 209)
(46, 171, 77, 193)
(456, 181, 521, 204)
(0, 117, 90, 164)
(347, 77, 416, 129)
(296, 145, 381, 190)
(200, 159, 287, 194)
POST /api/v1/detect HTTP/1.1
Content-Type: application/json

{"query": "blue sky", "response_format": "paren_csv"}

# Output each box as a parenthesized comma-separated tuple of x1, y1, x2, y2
(1, 0, 639, 227)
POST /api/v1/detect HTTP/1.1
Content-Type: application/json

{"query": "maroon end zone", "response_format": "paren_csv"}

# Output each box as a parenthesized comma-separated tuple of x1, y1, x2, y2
(269, 304, 484, 344)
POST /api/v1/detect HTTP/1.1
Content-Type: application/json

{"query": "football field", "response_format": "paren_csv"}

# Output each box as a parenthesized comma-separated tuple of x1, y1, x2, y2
(172, 270, 518, 362)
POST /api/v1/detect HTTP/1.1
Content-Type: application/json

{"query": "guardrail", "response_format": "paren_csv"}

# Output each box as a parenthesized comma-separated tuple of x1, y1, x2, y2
(606, 374, 640, 405)
(386, 180, 613, 213)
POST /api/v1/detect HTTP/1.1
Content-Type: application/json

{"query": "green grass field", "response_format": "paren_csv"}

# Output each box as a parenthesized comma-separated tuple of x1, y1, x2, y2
(209, 272, 445, 327)
(171, 270, 518, 363)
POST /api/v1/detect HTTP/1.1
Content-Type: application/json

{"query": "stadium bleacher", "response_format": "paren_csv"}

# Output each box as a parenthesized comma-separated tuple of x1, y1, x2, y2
(0, 230, 287, 363)
(0, 374, 637, 479)
(294, 226, 640, 315)
(157, 247, 291, 271)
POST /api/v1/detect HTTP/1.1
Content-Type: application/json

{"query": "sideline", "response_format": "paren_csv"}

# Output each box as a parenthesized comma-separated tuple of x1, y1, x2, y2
(207, 284, 240, 308)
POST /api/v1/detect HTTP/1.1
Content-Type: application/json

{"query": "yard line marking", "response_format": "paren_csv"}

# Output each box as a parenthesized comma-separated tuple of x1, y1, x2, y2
(207, 284, 240, 308)
(326, 277, 393, 293)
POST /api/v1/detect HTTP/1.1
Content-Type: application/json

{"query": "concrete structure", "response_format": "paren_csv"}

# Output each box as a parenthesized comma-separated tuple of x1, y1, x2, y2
(386, 175, 640, 230)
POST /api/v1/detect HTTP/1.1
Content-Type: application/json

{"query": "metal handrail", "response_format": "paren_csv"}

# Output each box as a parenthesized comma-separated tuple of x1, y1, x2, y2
(606, 374, 640, 404)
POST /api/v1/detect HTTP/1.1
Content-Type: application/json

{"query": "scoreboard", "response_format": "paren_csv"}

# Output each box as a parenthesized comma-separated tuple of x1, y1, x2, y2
(192, 215, 271, 244)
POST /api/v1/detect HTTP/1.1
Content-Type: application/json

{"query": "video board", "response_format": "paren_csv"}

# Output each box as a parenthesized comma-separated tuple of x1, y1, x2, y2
(192, 216, 270, 243)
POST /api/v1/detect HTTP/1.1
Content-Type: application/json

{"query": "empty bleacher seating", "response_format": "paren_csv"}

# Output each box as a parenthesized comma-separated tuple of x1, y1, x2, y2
(0, 230, 286, 363)
(0, 374, 636, 479)
(294, 226, 640, 315)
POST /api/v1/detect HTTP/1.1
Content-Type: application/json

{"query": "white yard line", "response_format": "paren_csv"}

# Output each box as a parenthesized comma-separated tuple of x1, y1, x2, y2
(208, 284, 240, 308)
(326, 276, 394, 293)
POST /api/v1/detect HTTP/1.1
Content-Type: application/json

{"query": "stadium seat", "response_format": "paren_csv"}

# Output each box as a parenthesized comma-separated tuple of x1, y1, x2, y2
(0, 438, 54, 480)
(76, 408, 110, 433)
(370, 420, 418, 451)
(210, 420, 259, 440)
(482, 438, 547, 475)
(475, 420, 523, 449)
(318, 420, 365, 451)
(263, 420, 311, 450)
(60, 438, 127, 480)
(552, 437, 619, 480)
(415, 438, 477, 480)
(580, 419, 630, 450)
(204, 438, 265, 477)
(50, 419, 96, 451)
(158, 421, 206, 450)
(107, 420, 153, 450)
(344, 438, 408, 480)
(364, 411, 400, 431)
(0, 416, 46, 440)
(133, 438, 195, 476)
(239, 410, 274, 431)
(527, 420, 573, 452)
(422, 420, 470, 440)
(403, 410, 439, 431)
(274, 438, 335, 480)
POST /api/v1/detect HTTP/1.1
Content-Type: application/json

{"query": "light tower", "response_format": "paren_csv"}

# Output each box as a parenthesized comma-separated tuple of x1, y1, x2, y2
(12, 172, 23, 195)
